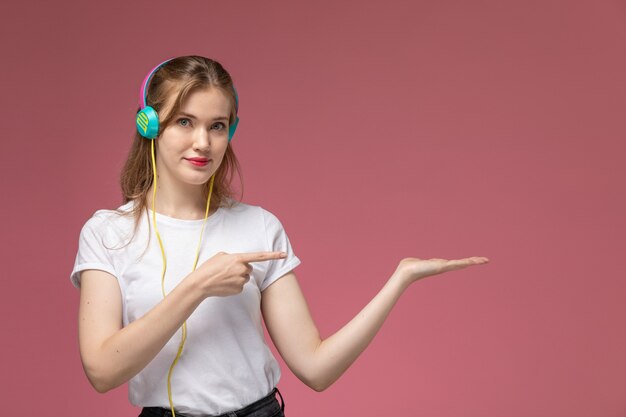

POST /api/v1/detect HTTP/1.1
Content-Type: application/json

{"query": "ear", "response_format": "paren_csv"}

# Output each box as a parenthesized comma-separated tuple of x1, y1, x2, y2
(136, 106, 160, 139)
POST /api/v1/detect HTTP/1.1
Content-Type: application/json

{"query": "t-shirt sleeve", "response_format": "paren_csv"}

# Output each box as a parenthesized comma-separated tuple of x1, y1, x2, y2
(70, 215, 117, 289)
(260, 208, 301, 291)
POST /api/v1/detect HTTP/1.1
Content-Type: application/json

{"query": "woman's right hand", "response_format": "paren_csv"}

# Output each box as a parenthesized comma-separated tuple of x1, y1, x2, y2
(190, 251, 287, 297)
(78, 252, 287, 392)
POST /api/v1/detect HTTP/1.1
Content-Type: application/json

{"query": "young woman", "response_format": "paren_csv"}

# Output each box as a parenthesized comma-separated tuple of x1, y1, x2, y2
(70, 55, 489, 417)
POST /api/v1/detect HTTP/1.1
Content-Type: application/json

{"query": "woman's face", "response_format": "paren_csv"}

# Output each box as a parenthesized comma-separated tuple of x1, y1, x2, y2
(156, 87, 232, 189)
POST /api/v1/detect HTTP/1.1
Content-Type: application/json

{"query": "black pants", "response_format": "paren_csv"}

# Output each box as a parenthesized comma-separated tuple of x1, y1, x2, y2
(138, 387, 285, 417)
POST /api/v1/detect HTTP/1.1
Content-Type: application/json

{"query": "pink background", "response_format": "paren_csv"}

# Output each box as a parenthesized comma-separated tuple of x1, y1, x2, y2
(2, 0, 625, 415)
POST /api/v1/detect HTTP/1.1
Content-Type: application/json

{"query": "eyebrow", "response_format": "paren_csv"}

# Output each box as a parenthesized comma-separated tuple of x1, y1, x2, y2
(178, 111, 229, 122)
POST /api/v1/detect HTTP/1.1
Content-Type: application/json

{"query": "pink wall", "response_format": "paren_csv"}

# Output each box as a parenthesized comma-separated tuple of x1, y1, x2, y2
(2, 0, 624, 415)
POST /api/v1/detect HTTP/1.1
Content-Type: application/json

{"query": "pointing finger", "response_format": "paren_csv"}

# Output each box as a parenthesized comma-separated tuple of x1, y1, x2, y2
(236, 251, 287, 263)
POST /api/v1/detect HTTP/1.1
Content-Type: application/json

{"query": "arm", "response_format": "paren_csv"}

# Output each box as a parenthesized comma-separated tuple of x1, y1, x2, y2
(78, 269, 205, 393)
(261, 256, 489, 392)
(261, 271, 406, 392)
(78, 251, 286, 393)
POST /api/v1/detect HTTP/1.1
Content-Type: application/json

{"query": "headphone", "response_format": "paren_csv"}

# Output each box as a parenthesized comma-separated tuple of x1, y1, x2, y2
(135, 57, 240, 141)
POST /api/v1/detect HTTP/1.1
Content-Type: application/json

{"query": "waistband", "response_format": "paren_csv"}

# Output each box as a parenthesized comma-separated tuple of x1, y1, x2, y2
(140, 387, 284, 417)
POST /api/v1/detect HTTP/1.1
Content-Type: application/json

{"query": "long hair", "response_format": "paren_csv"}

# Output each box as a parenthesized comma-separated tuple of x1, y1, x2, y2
(119, 56, 243, 230)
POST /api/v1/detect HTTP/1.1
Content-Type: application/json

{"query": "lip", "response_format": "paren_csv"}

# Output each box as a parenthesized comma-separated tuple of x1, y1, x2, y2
(184, 157, 211, 167)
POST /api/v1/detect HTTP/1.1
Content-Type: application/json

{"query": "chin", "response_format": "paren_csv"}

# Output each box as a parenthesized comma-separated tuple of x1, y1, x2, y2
(177, 173, 211, 186)
(191, 177, 213, 186)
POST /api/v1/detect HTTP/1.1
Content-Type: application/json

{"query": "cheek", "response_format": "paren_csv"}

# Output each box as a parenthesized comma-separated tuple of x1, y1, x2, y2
(159, 135, 186, 155)
(155, 144, 176, 163)
(215, 141, 230, 158)
(212, 146, 229, 169)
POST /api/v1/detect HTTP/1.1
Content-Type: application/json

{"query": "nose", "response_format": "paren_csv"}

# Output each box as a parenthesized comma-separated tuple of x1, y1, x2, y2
(192, 127, 211, 152)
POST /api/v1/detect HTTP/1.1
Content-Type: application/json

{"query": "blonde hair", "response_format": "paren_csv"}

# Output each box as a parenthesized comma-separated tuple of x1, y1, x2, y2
(119, 56, 244, 227)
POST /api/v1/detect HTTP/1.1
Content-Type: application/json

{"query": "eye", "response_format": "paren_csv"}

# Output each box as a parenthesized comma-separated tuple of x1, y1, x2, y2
(212, 122, 227, 131)
(177, 118, 191, 127)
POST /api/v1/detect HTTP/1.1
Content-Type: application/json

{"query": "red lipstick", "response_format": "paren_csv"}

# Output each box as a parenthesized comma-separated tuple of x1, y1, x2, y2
(185, 157, 210, 167)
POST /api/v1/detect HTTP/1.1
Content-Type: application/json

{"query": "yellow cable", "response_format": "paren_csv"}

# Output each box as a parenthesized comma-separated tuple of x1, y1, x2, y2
(150, 140, 215, 417)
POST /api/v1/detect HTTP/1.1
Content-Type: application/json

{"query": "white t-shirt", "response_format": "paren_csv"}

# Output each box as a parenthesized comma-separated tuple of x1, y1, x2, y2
(70, 200, 301, 416)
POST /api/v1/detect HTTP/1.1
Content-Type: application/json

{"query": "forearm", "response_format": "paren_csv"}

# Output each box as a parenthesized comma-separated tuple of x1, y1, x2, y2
(310, 273, 409, 391)
(265, 257, 487, 391)
(85, 277, 205, 392)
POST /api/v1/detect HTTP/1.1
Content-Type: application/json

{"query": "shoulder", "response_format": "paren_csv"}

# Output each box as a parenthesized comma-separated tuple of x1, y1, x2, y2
(220, 200, 283, 225)
(80, 201, 136, 239)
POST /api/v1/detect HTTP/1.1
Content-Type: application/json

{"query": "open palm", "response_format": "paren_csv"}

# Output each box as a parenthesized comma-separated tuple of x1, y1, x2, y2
(396, 256, 489, 285)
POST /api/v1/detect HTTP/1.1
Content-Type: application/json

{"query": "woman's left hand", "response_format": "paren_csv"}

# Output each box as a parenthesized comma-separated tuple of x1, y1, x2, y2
(393, 256, 489, 288)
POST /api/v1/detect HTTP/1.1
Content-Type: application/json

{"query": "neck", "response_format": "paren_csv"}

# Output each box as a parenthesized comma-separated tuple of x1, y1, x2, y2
(147, 176, 217, 220)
